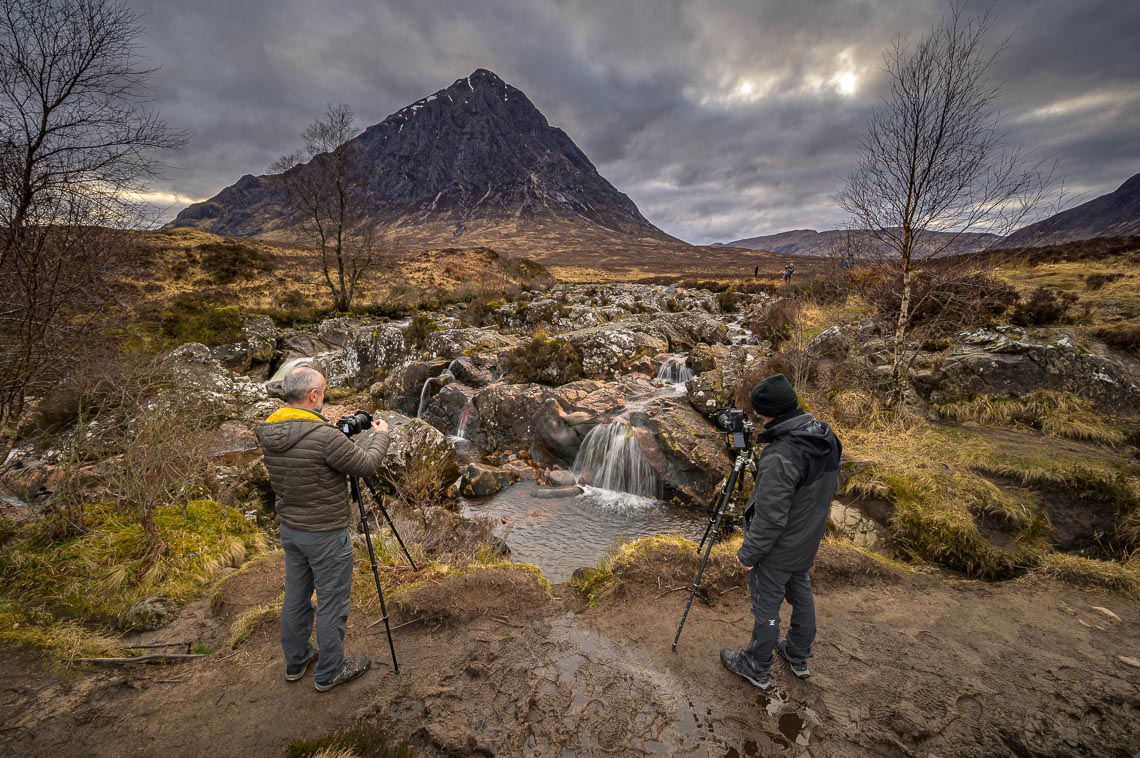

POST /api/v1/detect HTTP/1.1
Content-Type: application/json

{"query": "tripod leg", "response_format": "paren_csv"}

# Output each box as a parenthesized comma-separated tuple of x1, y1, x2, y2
(360, 478, 418, 571)
(351, 477, 399, 674)
(673, 453, 745, 652)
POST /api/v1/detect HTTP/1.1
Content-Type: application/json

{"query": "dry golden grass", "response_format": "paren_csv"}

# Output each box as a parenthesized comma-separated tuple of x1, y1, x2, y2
(1035, 552, 1140, 599)
(937, 390, 1126, 445)
(229, 597, 282, 649)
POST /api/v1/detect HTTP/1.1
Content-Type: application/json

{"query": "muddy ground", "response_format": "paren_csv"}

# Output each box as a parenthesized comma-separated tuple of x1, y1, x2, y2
(2, 549, 1138, 757)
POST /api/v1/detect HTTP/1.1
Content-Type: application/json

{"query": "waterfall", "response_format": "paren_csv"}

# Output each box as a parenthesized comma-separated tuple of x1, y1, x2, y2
(455, 400, 475, 439)
(415, 378, 433, 418)
(656, 356, 694, 386)
(416, 366, 455, 419)
(571, 422, 659, 501)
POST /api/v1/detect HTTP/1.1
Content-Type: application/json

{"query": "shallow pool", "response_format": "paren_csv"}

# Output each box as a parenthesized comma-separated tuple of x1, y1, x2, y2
(460, 480, 712, 583)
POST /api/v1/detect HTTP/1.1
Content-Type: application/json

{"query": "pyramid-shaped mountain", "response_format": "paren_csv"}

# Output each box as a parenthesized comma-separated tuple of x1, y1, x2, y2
(171, 69, 684, 258)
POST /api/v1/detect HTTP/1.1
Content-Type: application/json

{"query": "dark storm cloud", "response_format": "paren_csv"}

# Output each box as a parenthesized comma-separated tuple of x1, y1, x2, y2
(129, 0, 1140, 244)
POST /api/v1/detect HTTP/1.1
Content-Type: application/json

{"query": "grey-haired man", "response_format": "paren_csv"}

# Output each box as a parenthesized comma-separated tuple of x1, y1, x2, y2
(257, 365, 389, 691)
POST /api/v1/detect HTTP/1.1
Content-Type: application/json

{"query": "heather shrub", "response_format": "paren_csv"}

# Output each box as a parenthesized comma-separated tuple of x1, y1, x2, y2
(750, 299, 799, 347)
(1009, 286, 1079, 327)
(501, 336, 584, 386)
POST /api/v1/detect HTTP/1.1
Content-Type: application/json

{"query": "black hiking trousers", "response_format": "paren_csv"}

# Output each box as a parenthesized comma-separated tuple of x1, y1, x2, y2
(742, 563, 815, 672)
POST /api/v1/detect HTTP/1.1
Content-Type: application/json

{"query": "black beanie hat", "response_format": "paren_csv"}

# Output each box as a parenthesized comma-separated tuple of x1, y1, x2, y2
(750, 373, 799, 417)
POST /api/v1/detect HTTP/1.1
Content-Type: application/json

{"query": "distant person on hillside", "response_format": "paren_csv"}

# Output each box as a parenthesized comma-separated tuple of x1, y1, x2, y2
(256, 366, 390, 692)
(754, 265, 759, 278)
(783, 264, 794, 284)
(720, 374, 842, 691)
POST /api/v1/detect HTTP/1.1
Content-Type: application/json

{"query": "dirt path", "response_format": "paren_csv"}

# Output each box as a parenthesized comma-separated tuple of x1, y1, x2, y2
(2, 554, 1138, 757)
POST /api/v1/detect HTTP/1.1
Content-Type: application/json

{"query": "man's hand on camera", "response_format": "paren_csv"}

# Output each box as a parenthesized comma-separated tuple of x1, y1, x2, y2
(371, 418, 388, 434)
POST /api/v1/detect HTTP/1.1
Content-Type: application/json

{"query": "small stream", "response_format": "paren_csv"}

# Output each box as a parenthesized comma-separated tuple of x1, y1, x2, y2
(460, 480, 709, 583)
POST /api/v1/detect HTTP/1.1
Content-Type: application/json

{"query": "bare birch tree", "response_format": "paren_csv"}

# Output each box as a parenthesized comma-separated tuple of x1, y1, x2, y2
(0, 0, 188, 439)
(837, 4, 1051, 401)
(271, 104, 376, 312)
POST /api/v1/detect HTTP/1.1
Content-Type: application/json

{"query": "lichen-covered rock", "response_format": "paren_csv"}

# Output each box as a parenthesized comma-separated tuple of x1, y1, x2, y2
(119, 596, 181, 631)
(471, 382, 560, 455)
(210, 315, 278, 372)
(447, 355, 498, 387)
(829, 501, 892, 553)
(374, 416, 460, 499)
(343, 325, 408, 375)
(911, 327, 1140, 412)
(459, 462, 519, 498)
(422, 328, 522, 360)
(636, 398, 732, 506)
(808, 325, 850, 359)
(376, 360, 451, 417)
(161, 343, 279, 423)
(687, 343, 720, 375)
(644, 312, 729, 350)
(422, 383, 477, 438)
(563, 323, 669, 379)
(686, 345, 769, 413)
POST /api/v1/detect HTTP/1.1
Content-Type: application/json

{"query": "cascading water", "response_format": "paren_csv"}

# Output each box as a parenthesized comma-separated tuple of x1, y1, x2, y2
(417, 363, 458, 419)
(455, 400, 475, 439)
(656, 356, 694, 385)
(571, 422, 659, 501)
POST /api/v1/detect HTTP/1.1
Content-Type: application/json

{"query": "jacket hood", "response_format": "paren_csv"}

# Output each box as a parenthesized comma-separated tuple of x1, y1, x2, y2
(758, 412, 836, 458)
(257, 407, 329, 454)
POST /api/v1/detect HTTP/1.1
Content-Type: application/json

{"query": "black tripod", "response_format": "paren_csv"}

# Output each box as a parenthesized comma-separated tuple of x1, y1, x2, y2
(348, 476, 418, 674)
(672, 449, 753, 652)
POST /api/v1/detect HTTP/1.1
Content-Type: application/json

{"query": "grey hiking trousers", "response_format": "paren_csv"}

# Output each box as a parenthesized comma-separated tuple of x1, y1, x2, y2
(742, 563, 815, 671)
(279, 523, 355, 682)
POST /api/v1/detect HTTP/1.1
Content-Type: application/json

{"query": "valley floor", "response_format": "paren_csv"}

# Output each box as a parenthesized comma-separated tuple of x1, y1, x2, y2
(2, 552, 1138, 757)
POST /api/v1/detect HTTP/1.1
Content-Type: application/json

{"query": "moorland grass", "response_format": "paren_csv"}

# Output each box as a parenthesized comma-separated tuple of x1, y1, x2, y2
(0, 500, 267, 625)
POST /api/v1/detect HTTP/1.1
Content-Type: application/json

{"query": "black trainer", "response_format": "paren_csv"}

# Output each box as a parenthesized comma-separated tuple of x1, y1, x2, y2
(314, 655, 371, 692)
(285, 649, 318, 682)
(720, 648, 770, 690)
(776, 639, 811, 678)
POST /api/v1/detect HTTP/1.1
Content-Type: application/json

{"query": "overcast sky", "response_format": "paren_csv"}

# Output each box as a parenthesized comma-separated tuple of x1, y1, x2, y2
(130, 0, 1140, 245)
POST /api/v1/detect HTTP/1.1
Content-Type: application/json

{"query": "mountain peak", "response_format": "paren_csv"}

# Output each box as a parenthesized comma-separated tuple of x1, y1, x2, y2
(170, 70, 680, 256)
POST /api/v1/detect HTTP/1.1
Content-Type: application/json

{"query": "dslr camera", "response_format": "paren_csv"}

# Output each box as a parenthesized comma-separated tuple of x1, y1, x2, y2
(337, 410, 374, 437)
(712, 407, 754, 452)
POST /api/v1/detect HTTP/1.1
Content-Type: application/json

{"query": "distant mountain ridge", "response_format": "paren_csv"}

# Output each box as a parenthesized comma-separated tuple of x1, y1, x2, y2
(1000, 172, 1140, 248)
(715, 228, 1000, 257)
(171, 69, 684, 260)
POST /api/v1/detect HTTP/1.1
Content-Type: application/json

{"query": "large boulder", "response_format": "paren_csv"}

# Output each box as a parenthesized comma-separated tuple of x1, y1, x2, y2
(531, 397, 598, 467)
(422, 328, 522, 360)
(374, 416, 460, 500)
(342, 325, 409, 377)
(911, 327, 1140, 412)
(210, 315, 278, 373)
(686, 345, 770, 414)
(643, 312, 729, 350)
(458, 462, 519, 498)
(375, 360, 451, 417)
(563, 323, 669, 379)
(421, 382, 477, 439)
(636, 398, 732, 506)
(470, 382, 559, 455)
(160, 343, 279, 423)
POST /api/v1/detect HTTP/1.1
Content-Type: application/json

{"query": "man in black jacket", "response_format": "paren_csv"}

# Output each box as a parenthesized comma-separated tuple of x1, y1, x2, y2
(721, 374, 842, 690)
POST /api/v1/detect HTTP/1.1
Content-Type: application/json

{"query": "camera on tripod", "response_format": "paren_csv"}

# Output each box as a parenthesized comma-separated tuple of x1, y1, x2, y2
(337, 410, 373, 436)
(712, 407, 754, 452)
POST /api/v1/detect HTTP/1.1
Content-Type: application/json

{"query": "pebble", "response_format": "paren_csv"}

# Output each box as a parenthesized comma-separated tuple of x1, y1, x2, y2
(1117, 656, 1140, 669)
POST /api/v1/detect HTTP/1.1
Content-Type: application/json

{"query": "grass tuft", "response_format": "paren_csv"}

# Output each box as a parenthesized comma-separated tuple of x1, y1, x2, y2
(229, 598, 281, 649)
(1035, 553, 1140, 599)
(937, 390, 1125, 445)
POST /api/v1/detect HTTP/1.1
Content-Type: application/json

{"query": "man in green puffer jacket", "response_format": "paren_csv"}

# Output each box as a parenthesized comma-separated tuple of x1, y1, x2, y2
(256, 365, 390, 692)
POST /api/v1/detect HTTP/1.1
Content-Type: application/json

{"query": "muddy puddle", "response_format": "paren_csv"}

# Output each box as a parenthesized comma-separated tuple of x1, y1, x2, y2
(460, 480, 710, 582)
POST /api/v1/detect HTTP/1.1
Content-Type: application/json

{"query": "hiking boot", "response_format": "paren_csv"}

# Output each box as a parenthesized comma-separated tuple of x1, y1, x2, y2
(777, 640, 811, 678)
(284, 649, 319, 682)
(314, 655, 371, 692)
(720, 648, 770, 690)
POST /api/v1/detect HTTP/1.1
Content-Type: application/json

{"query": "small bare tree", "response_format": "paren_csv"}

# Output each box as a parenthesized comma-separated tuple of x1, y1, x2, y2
(0, 0, 188, 440)
(837, 4, 1051, 401)
(271, 104, 376, 312)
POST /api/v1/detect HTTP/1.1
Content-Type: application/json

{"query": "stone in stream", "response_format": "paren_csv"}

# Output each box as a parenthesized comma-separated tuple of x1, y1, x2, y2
(460, 463, 519, 498)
